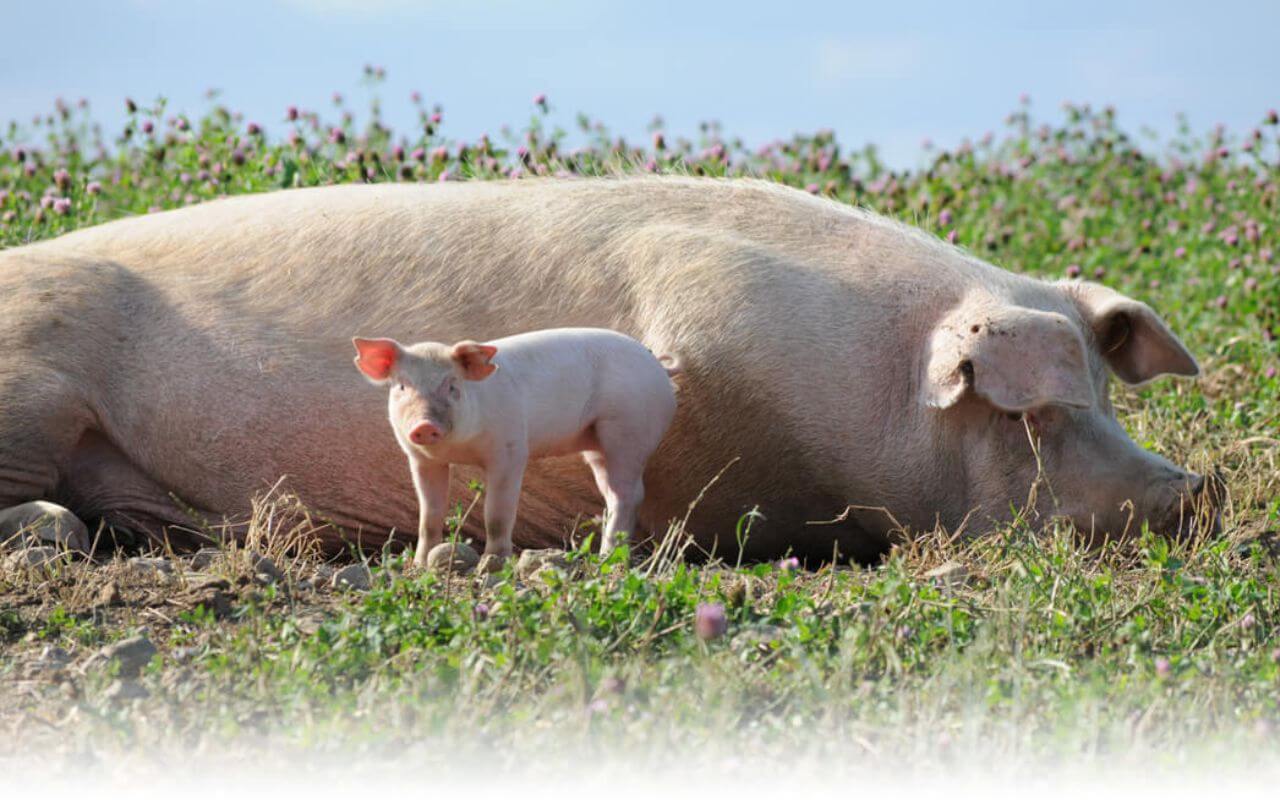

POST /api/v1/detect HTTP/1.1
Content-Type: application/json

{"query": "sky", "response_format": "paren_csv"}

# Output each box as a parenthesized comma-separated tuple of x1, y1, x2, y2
(2, 0, 1278, 168)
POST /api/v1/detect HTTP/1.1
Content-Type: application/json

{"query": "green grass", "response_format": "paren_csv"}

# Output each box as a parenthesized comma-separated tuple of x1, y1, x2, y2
(1, 83, 1278, 770)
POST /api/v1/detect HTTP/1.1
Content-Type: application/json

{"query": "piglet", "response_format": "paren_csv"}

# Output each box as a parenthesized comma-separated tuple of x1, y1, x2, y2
(353, 328, 678, 564)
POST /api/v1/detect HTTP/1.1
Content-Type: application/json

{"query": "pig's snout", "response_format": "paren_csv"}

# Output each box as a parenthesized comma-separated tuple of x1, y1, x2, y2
(408, 421, 443, 446)
(1159, 468, 1223, 541)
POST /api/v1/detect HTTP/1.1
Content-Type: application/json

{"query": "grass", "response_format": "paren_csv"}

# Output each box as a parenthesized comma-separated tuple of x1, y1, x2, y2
(1, 80, 1278, 773)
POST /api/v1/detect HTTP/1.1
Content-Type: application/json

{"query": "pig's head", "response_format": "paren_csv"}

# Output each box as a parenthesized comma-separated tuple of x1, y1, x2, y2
(923, 281, 1214, 541)
(352, 336, 498, 450)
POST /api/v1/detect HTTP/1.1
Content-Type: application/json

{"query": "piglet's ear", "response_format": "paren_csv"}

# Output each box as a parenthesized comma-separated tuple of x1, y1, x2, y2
(1059, 280, 1199, 385)
(451, 341, 498, 381)
(352, 337, 402, 384)
(924, 300, 1095, 412)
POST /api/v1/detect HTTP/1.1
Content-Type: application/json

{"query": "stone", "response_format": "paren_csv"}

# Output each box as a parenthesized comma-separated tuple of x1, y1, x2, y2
(924, 561, 970, 588)
(0, 501, 91, 552)
(189, 547, 224, 570)
(475, 553, 505, 575)
(181, 573, 230, 592)
(34, 645, 71, 674)
(127, 557, 174, 578)
(171, 646, 200, 664)
(514, 548, 568, 580)
(730, 624, 787, 655)
(331, 563, 372, 591)
(91, 635, 157, 678)
(311, 564, 335, 583)
(4, 546, 66, 569)
(723, 577, 752, 608)
(95, 580, 123, 607)
(528, 565, 564, 586)
(104, 679, 150, 703)
(426, 541, 481, 575)
(243, 551, 283, 584)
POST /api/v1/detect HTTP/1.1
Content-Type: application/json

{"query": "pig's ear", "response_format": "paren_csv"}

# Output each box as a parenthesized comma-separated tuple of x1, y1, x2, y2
(451, 341, 498, 381)
(924, 303, 1095, 412)
(1059, 280, 1200, 384)
(352, 337, 402, 384)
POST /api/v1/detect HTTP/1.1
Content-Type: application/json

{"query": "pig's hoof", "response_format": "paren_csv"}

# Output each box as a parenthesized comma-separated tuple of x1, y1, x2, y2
(0, 501, 91, 552)
(426, 541, 480, 575)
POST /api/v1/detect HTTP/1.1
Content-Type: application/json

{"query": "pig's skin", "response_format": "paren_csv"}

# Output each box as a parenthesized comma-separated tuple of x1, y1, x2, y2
(0, 177, 1205, 562)
(357, 328, 678, 562)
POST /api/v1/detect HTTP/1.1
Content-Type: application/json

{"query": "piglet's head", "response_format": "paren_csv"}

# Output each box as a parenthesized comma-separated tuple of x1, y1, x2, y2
(353, 336, 499, 450)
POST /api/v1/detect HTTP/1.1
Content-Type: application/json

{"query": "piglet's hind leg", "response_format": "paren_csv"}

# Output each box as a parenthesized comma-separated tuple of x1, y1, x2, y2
(583, 449, 646, 556)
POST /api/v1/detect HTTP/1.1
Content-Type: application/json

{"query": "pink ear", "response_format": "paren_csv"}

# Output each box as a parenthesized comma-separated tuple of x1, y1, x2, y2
(352, 337, 401, 383)
(451, 341, 498, 381)
(924, 301, 1094, 412)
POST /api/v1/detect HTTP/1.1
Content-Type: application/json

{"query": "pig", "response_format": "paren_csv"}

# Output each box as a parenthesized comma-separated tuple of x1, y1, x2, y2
(351, 329, 678, 562)
(0, 177, 1213, 564)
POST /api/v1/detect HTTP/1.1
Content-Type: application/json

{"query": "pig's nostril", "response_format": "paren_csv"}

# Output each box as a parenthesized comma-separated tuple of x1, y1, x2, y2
(1188, 473, 1207, 497)
(1182, 471, 1203, 496)
(409, 422, 441, 445)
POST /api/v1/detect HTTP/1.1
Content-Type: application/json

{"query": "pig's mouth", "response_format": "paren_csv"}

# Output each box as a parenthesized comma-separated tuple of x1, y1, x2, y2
(1163, 469, 1226, 542)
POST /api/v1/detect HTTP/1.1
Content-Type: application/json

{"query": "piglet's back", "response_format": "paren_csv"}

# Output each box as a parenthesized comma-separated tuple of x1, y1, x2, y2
(487, 328, 675, 429)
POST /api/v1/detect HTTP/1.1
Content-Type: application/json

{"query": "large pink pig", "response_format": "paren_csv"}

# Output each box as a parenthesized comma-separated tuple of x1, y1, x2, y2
(0, 177, 1212, 563)
(351, 329, 677, 562)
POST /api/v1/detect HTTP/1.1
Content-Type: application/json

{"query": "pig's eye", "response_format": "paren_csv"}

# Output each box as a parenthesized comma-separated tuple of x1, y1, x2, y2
(448, 382, 461, 400)
(1006, 412, 1023, 422)
(395, 383, 405, 393)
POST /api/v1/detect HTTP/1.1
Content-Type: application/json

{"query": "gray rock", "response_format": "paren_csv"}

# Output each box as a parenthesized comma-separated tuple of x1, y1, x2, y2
(35, 645, 71, 673)
(104, 679, 150, 703)
(311, 564, 335, 583)
(92, 635, 157, 678)
(127, 556, 174, 578)
(730, 624, 787, 654)
(924, 561, 970, 588)
(331, 563, 372, 591)
(95, 580, 123, 607)
(477, 572, 505, 591)
(515, 548, 568, 580)
(180, 573, 230, 592)
(528, 564, 565, 586)
(243, 551, 284, 584)
(475, 553, 505, 575)
(189, 547, 224, 571)
(0, 501, 91, 552)
(171, 645, 201, 664)
(4, 546, 66, 569)
(426, 541, 481, 575)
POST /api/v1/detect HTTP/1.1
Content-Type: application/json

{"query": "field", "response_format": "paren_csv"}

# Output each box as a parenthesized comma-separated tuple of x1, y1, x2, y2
(1, 80, 1279, 780)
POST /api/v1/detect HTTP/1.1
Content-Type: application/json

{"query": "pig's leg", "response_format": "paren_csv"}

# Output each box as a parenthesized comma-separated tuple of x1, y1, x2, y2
(583, 450, 646, 555)
(409, 457, 450, 567)
(481, 454, 527, 559)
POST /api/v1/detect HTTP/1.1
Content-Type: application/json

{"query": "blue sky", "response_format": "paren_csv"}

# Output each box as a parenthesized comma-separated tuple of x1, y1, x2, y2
(3, 0, 1277, 167)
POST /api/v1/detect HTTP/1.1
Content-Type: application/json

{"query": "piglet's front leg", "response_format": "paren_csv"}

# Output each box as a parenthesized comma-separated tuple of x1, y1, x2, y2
(410, 458, 451, 567)
(481, 451, 527, 559)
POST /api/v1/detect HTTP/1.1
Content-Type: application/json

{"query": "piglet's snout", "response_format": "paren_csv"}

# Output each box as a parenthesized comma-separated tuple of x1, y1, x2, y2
(408, 421, 443, 446)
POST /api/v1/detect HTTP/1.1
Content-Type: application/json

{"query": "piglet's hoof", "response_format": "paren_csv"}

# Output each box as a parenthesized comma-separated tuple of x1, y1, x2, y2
(0, 502, 91, 552)
(426, 541, 480, 575)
